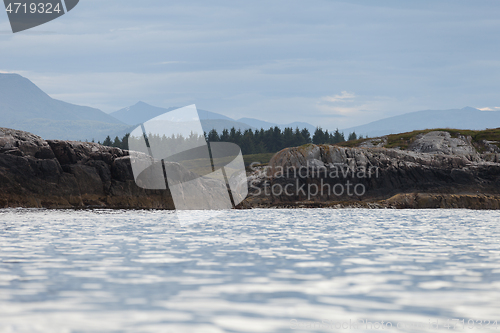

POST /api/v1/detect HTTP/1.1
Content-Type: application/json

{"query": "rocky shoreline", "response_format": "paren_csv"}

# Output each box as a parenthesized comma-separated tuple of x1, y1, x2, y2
(0, 128, 175, 209)
(1, 128, 500, 210)
(245, 193, 500, 210)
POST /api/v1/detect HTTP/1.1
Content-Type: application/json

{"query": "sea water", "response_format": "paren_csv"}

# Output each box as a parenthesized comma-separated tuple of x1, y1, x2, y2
(1, 208, 500, 333)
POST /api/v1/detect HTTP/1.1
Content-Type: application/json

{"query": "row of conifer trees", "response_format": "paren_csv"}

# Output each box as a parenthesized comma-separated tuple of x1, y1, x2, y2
(99, 127, 360, 155)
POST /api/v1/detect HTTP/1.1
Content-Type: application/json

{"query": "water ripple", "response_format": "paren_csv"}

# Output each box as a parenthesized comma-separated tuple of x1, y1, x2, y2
(1, 208, 500, 332)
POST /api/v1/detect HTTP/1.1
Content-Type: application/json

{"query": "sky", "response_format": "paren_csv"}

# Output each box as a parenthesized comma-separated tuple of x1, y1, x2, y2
(1, 0, 500, 130)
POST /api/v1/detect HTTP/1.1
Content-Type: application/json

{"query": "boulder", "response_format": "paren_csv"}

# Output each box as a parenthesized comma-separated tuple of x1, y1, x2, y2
(408, 131, 477, 159)
(0, 127, 55, 159)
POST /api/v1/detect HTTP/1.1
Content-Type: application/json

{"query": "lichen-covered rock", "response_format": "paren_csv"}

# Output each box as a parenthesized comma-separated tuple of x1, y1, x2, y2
(358, 137, 388, 148)
(408, 131, 478, 159)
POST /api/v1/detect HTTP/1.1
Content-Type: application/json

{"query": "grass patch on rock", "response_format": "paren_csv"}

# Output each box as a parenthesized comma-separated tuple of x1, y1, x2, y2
(243, 153, 275, 167)
(338, 128, 500, 150)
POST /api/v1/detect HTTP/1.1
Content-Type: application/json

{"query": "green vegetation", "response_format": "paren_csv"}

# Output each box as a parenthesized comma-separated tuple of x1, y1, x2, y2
(338, 128, 500, 150)
(337, 138, 366, 148)
(92, 125, 494, 158)
(384, 130, 429, 149)
(100, 126, 358, 155)
(312, 128, 349, 144)
(101, 133, 129, 150)
(100, 127, 312, 155)
(242, 153, 275, 167)
(206, 127, 312, 154)
(98, 125, 500, 158)
(385, 128, 500, 150)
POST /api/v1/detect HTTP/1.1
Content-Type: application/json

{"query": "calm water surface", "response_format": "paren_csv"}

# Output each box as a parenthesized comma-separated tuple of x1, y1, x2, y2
(1, 209, 500, 333)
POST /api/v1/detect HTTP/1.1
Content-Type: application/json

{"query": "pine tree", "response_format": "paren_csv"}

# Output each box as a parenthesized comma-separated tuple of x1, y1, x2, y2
(240, 129, 255, 155)
(272, 126, 283, 151)
(282, 127, 294, 148)
(229, 127, 237, 143)
(235, 128, 243, 146)
(121, 133, 130, 150)
(312, 127, 325, 144)
(301, 128, 312, 144)
(102, 136, 112, 147)
(220, 129, 229, 142)
(207, 129, 220, 142)
(348, 131, 357, 141)
(333, 129, 345, 143)
(293, 127, 306, 146)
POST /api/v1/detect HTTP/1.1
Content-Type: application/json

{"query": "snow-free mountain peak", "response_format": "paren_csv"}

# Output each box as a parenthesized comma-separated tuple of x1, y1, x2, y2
(0, 73, 127, 140)
(342, 107, 500, 138)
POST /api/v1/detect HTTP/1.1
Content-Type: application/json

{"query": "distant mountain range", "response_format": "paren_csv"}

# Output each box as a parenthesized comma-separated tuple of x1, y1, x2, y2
(0, 73, 128, 141)
(110, 102, 255, 134)
(3, 73, 500, 142)
(111, 101, 318, 134)
(342, 107, 500, 138)
(0, 73, 316, 141)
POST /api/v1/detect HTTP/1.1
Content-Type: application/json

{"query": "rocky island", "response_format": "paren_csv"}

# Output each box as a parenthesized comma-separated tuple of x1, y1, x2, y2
(247, 130, 500, 209)
(1, 127, 500, 209)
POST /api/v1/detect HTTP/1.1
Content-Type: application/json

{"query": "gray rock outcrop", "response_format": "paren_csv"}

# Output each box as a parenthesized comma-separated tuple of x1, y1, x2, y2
(0, 127, 227, 209)
(408, 131, 477, 158)
(245, 141, 500, 209)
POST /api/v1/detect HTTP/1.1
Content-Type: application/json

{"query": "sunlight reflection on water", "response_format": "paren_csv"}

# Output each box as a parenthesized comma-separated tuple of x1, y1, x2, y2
(1, 208, 500, 332)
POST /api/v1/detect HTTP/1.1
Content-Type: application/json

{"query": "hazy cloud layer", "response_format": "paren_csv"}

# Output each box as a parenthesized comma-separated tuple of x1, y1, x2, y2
(1, 0, 500, 129)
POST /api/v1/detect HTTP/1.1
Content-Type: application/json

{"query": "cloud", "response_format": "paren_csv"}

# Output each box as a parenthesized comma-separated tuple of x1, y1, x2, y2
(0, 69, 32, 75)
(316, 100, 378, 117)
(318, 91, 374, 117)
(322, 91, 356, 103)
(478, 107, 500, 111)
